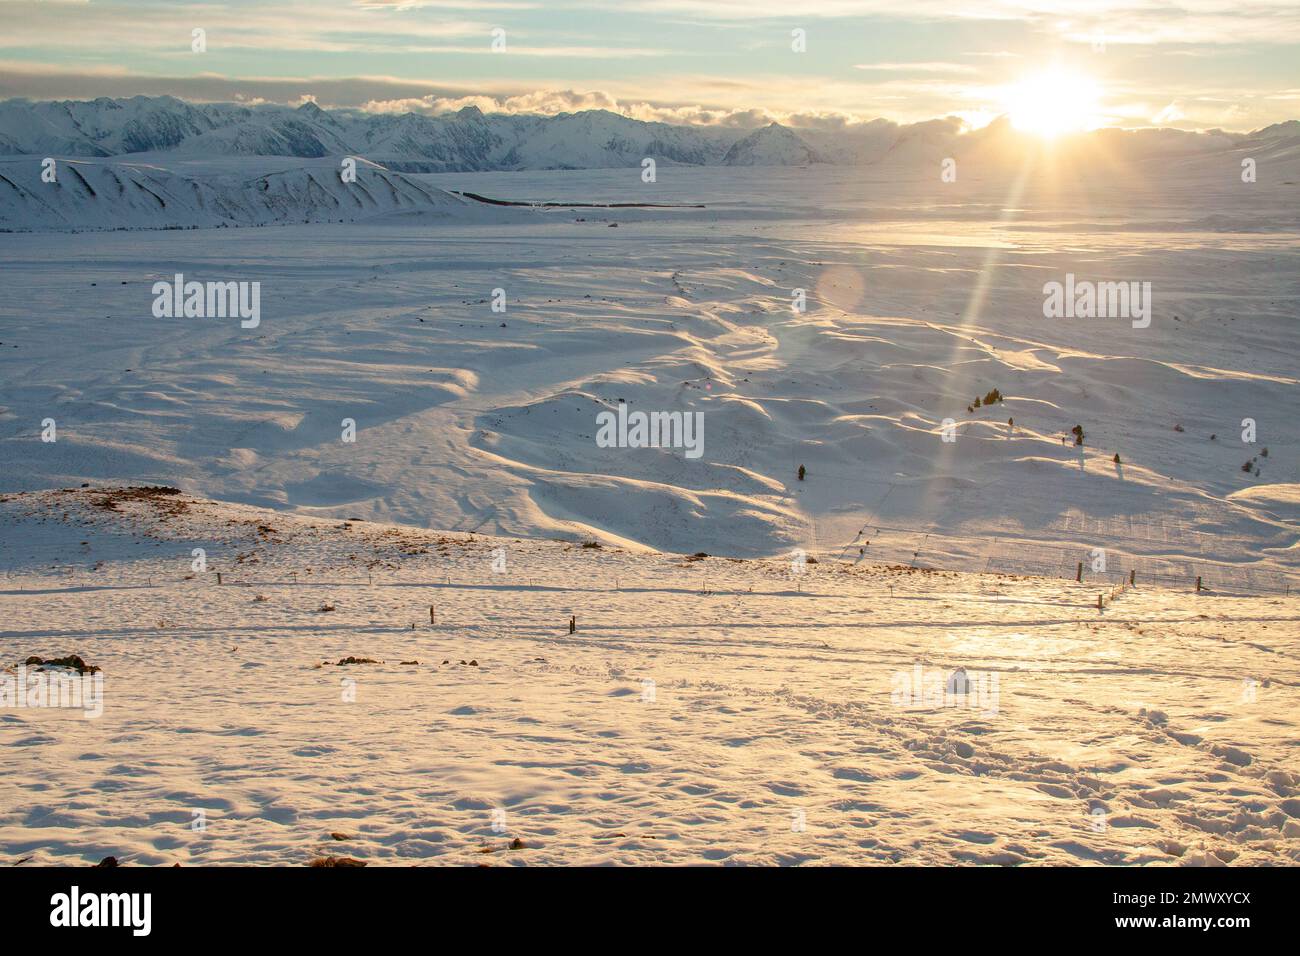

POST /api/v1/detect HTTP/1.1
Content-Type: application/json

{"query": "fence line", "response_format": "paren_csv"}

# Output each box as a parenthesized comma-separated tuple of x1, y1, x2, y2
(3, 547, 1293, 599)
(834, 522, 1294, 596)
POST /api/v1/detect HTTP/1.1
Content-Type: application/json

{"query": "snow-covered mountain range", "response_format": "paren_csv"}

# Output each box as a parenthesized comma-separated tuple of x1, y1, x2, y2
(2, 95, 1297, 231)
(3, 95, 1298, 171)
(0, 96, 739, 169)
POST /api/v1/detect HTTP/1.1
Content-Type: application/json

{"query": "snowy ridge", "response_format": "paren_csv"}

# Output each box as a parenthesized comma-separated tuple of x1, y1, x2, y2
(0, 157, 472, 231)
(723, 123, 823, 166)
(2, 96, 1298, 172)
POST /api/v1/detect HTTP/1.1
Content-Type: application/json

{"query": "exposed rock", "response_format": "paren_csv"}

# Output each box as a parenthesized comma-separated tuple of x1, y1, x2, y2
(308, 856, 366, 867)
(24, 654, 100, 674)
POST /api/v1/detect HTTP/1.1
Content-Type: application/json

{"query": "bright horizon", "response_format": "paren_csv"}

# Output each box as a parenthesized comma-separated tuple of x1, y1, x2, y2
(0, 0, 1298, 133)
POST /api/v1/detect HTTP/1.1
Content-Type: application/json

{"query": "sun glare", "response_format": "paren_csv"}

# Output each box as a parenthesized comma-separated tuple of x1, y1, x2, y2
(1004, 69, 1102, 137)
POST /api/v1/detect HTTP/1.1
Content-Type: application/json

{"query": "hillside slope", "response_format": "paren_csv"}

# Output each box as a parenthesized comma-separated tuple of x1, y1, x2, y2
(0, 157, 472, 230)
(1, 487, 1296, 866)
(723, 123, 823, 166)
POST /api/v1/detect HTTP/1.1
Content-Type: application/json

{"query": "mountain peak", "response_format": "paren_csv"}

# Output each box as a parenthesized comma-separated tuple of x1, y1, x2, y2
(723, 123, 821, 165)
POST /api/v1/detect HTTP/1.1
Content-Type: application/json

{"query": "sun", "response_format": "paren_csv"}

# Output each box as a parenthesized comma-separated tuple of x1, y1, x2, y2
(1003, 69, 1102, 137)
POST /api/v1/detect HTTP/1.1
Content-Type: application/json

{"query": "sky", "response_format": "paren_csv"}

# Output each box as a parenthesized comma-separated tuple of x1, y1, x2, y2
(0, 0, 1297, 131)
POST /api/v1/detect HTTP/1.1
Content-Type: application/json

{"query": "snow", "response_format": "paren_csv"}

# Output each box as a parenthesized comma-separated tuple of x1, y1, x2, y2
(0, 156, 477, 231)
(1, 488, 1296, 866)
(1, 164, 1295, 583)
(3, 96, 1297, 175)
(723, 124, 823, 166)
(0, 98, 736, 170)
(0, 152, 1297, 865)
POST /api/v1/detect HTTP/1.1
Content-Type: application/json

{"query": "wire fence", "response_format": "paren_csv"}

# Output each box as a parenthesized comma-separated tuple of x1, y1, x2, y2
(772, 456, 1298, 597)
(831, 522, 1295, 596)
(2, 534, 1293, 599)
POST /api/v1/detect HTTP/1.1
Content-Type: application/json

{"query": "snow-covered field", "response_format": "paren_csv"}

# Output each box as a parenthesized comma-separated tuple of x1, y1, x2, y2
(1, 160, 1297, 865)
(1, 488, 1297, 866)
(2, 165, 1297, 575)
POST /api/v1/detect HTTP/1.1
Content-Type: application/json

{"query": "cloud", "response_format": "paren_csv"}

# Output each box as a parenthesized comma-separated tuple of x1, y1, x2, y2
(599, 0, 1300, 45)
(0, 1, 663, 58)
(0, 64, 1284, 132)
(353, 0, 535, 8)
(853, 62, 977, 74)
(359, 88, 880, 129)
(1152, 101, 1186, 124)
(0, 2, 671, 58)
(0, 2, 493, 55)
(0, 68, 1286, 133)
(363, 88, 622, 114)
(398, 44, 668, 57)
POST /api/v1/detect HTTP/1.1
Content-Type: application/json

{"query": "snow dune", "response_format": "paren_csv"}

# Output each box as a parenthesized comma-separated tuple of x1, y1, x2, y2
(1, 164, 1294, 586)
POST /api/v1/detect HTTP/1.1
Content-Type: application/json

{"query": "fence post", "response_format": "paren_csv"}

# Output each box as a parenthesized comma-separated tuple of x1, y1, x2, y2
(1129, 569, 1135, 587)
(1097, 593, 1103, 610)
(1195, 576, 1202, 592)
(429, 605, 435, 625)
(1076, 562, 1083, 583)
(217, 572, 222, 586)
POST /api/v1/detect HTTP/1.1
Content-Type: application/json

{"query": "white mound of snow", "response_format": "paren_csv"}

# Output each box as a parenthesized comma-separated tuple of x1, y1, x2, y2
(0, 157, 472, 231)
